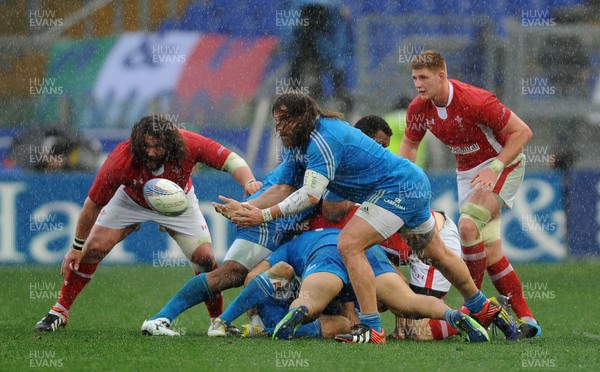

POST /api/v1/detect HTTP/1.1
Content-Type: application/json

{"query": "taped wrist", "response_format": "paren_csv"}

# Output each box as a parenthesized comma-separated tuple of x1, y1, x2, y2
(488, 158, 505, 173)
(72, 237, 85, 251)
(262, 208, 273, 222)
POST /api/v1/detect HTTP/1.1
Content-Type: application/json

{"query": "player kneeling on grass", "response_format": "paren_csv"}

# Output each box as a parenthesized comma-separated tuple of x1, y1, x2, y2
(209, 228, 490, 343)
(35, 115, 261, 332)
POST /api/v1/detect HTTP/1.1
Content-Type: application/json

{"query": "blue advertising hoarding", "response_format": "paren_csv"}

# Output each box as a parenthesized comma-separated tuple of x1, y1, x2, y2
(568, 169, 600, 257)
(0, 170, 568, 265)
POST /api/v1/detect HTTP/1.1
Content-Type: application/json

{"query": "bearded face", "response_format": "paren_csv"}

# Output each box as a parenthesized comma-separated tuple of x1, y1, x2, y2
(273, 106, 315, 148)
(140, 134, 167, 171)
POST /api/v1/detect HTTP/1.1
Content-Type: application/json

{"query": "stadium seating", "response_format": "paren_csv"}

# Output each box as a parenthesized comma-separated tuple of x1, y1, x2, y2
(163, 0, 586, 36)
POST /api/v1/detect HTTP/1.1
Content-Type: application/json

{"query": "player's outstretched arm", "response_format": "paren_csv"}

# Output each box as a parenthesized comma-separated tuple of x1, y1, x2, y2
(61, 197, 103, 275)
(221, 152, 262, 195)
(232, 170, 327, 227)
(212, 185, 296, 219)
(398, 135, 421, 163)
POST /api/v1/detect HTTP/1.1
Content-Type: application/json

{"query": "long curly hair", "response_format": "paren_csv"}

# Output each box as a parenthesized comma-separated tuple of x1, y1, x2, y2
(271, 93, 344, 148)
(130, 115, 187, 166)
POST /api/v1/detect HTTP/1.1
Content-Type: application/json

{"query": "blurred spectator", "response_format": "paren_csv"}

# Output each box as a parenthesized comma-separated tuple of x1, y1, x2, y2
(7, 127, 101, 172)
(281, 0, 354, 112)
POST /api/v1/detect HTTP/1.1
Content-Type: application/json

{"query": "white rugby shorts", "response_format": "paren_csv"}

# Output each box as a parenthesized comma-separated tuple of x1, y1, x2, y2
(409, 214, 461, 293)
(456, 153, 525, 210)
(95, 185, 210, 238)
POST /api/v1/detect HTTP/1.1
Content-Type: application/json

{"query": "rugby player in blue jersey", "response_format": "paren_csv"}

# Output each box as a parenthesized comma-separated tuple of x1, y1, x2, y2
(232, 93, 518, 343)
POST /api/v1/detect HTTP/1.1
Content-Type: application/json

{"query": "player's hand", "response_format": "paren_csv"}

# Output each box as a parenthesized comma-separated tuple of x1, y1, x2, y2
(388, 329, 405, 340)
(61, 248, 83, 276)
(244, 180, 263, 197)
(231, 203, 264, 227)
(470, 167, 498, 191)
(212, 195, 244, 219)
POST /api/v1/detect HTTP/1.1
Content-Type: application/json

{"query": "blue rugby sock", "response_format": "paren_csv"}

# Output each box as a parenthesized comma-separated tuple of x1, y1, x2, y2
(220, 273, 275, 324)
(151, 273, 212, 322)
(295, 319, 322, 338)
(444, 309, 463, 329)
(464, 290, 487, 314)
(359, 312, 382, 332)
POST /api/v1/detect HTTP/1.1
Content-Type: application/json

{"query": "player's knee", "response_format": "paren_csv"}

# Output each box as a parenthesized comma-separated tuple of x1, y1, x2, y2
(191, 251, 216, 273)
(337, 233, 362, 257)
(458, 218, 478, 241)
(265, 263, 296, 295)
(459, 203, 492, 240)
(269, 262, 295, 280)
(82, 239, 111, 262)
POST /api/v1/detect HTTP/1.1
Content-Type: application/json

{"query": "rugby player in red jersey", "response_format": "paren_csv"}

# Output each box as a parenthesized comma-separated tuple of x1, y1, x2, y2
(399, 50, 540, 337)
(35, 115, 261, 332)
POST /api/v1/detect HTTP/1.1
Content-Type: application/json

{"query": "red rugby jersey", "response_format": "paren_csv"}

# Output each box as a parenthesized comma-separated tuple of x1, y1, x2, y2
(88, 130, 232, 209)
(405, 79, 511, 171)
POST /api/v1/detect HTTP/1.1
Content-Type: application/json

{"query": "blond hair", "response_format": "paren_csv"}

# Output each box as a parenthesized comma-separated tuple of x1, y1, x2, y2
(410, 50, 447, 73)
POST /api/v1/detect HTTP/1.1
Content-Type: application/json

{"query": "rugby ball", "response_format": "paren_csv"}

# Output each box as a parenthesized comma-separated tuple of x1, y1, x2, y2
(143, 178, 189, 216)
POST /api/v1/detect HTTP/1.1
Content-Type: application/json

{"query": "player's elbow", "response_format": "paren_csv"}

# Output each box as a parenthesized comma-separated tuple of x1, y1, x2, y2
(523, 126, 533, 143)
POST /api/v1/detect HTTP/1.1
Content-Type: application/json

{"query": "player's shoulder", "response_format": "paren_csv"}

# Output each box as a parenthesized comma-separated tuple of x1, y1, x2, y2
(106, 140, 132, 162)
(310, 117, 350, 146)
(451, 79, 497, 104)
(316, 117, 351, 133)
(179, 129, 204, 142)
(100, 140, 134, 176)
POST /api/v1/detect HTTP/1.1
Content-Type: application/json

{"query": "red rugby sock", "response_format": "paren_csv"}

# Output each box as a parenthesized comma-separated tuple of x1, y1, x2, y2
(56, 263, 98, 311)
(461, 241, 487, 289)
(488, 256, 534, 319)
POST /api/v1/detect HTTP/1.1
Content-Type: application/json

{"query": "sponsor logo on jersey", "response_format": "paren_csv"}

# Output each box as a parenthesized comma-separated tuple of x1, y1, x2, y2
(450, 143, 480, 155)
(383, 197, 406, 210)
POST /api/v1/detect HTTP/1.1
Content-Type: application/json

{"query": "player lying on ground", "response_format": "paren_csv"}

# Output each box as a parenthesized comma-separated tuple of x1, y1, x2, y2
(211, 260, 361, 339)
(209, 228, 491, 343)
(35, 116, 260, 332)
(399, 50, 540, 337)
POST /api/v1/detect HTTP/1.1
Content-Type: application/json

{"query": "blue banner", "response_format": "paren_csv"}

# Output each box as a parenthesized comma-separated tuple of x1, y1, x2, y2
(568, 169, 600, 257)
(0, 170, 568, 265)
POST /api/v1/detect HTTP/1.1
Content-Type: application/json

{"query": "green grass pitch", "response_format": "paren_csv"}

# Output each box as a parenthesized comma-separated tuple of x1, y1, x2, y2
(3, 261, 599, 371)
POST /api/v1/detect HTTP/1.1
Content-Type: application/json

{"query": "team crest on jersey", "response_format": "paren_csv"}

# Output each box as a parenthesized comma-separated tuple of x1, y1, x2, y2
(450, 143, 480, 155)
